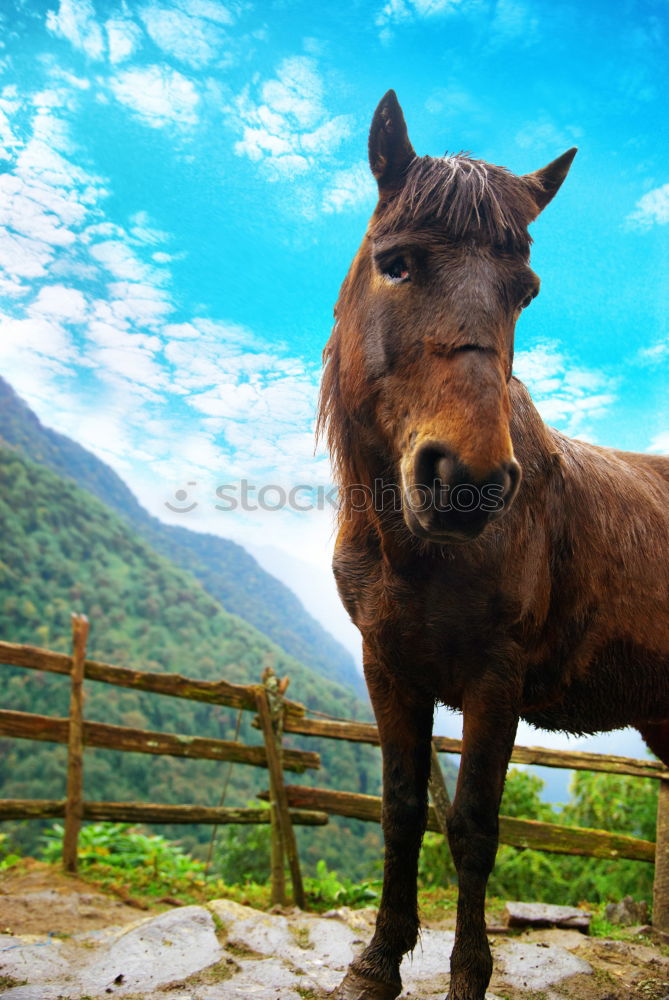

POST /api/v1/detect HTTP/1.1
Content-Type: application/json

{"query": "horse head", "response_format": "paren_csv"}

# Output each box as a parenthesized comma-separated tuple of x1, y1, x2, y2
(322, 90, 576, 544)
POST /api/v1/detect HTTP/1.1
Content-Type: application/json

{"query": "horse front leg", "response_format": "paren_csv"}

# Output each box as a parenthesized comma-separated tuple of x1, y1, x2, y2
(334, 651, 434, 1000)
(447, 683, 520, 1000)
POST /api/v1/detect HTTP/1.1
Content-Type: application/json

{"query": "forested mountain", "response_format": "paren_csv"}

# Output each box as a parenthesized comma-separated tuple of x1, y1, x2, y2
(0, 377, 363, 696)
(0, 446, 380, 877)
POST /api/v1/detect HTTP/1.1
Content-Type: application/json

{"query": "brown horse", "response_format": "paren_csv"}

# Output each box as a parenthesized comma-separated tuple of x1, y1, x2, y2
(318, 90, 669, 1000)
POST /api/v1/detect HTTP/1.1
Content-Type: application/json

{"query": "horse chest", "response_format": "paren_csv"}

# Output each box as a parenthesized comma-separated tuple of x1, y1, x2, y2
(335, 542, 516, 703)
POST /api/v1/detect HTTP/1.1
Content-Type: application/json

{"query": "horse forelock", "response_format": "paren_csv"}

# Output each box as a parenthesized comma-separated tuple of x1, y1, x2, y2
(376, 154, 535, 251)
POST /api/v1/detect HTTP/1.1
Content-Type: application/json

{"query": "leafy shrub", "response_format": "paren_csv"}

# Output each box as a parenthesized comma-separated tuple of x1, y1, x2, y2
(214, 814, 272, 884)
(304, 859, 380, 908)
(40, 822, 205, 880)
(419, 768, 657, 907)
(0, 833, 20, 871)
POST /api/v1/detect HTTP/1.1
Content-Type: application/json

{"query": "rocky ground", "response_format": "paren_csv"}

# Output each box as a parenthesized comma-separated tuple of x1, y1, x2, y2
(1, 865, 669, 1000)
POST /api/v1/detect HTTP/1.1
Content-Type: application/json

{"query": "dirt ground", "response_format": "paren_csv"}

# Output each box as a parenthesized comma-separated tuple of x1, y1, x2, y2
(2, 862, 669, 1000)
(0, 859, 159, 937)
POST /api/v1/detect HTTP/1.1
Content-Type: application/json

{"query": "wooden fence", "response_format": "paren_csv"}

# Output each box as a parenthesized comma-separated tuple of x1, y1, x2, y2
(2, 616, 669, 928)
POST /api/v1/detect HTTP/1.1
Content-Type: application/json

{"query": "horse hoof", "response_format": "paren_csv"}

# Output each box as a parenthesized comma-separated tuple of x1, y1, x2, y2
(331, 968, 401, 1000)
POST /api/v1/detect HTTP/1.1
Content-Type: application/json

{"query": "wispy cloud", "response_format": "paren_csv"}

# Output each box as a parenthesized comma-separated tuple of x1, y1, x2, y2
(230, 56, 351, 180)
(46, 0, 106, 60)
(105, 15, 143, 64)
(376, 0, 476, 42)
(515, 118, 582, 153)
(0, 86, 21, 161)
(487, 0, 539, 46)
(138, 0, 234, 68)
(376, 0, 539, 46)
(109, 65, 200, 128)
(377, 0, 466, 28)
(322, 162, 376, 214)
(627, 182, 669, 228)
(46, 1, 207, 130)
(515, 342, 617, 438)
(647, 431, 669, 455)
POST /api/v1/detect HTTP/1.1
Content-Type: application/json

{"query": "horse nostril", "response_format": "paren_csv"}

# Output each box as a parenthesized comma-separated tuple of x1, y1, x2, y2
(502, 459, 522, 505)
(436, 454, 456, 485)
(414, 445, 458, 491)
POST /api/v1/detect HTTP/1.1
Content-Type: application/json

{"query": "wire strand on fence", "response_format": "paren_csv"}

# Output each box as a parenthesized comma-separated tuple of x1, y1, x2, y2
(205, 707, 243, 874)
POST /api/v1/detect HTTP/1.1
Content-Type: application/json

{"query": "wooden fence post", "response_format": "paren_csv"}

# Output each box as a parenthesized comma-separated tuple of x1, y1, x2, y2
(654, 778, 669, 931)
(428, 742, 451, 836)
(62, 614, 89, 873)
(256, 671, 305, 909)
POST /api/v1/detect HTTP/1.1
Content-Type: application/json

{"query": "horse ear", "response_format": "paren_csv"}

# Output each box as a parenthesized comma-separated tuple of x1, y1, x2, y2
(524, 147, 577, 217)
(369, 90, 416, 194)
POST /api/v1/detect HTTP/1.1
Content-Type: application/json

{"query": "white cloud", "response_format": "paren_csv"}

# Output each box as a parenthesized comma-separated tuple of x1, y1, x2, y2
(105, 16, 143, 64)
(322, 162, 376, 214)
(29, 284, 88, 323)
(376, 0, 469, 39)
(110, 65, 200, 128)
(231, 57, 351, 180)
(100, 281, 174, 327)
(488, 0, 539, 45)
(92, 343, 168, 391)
(178, 0, 234, 24)
(637, 340, 669, 365)
(138, 2, 232, 68)
(0, 90, 21, 161)
(0, 313, 79, 372)
(46, 0, 105, 60)
(647, 431, 669, 454)
(515, 119, 582, 152)
(0, 104, 107, 290)
(627, 182, 669, 227)
(90, 239, 159, 283)
(514, 342, 616, 437)
(376, 0, 537, 45)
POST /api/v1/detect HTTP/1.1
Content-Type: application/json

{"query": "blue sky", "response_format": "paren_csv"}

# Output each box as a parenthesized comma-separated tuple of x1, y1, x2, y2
(1, 0, 668, 751)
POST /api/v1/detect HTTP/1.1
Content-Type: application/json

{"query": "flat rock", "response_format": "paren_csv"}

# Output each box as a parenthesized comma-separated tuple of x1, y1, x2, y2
(494, 940, 593, 990)
(210, 897, 363, 972)
(504, 901, 591, 932)
(0, 905, 222, 998)
(202, 957, 304, 999)
(0, 934, 70, 984)
(77, 903, 222, 995)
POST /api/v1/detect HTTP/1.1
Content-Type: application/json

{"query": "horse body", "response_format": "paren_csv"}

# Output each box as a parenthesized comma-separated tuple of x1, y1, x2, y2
(322, 91, 669, 1000)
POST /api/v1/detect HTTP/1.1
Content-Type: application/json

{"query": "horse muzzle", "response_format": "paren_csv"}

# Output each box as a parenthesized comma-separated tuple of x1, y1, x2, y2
(402, 442, 521, 543)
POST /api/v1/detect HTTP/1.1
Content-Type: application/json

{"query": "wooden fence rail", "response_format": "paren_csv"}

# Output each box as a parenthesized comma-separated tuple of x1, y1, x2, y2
(0, 799, 328, 826)
(0, 638, 306, 718)
(0, 709, 318, 771)
(278, 715, 669, 781)
(1, 620, 668, 926)
(268, 786, 657, 863)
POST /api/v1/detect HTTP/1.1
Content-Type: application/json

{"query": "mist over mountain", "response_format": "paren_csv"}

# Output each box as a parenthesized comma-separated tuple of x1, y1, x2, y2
(0, 376, 364, 697)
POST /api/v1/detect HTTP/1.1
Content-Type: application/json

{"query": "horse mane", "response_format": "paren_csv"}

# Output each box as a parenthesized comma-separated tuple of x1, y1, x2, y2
(317, 327, 370, 521)
(378, 154, 537, 251)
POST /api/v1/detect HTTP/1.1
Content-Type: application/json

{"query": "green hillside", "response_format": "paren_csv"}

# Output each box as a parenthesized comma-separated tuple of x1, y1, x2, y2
(0, 376, 364, 697)
(0, 446, 381, 878)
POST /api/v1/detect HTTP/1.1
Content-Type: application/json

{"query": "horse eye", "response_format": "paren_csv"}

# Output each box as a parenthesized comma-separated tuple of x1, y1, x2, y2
(382, 256, 411, 284)
(519, 293, 534, 310)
